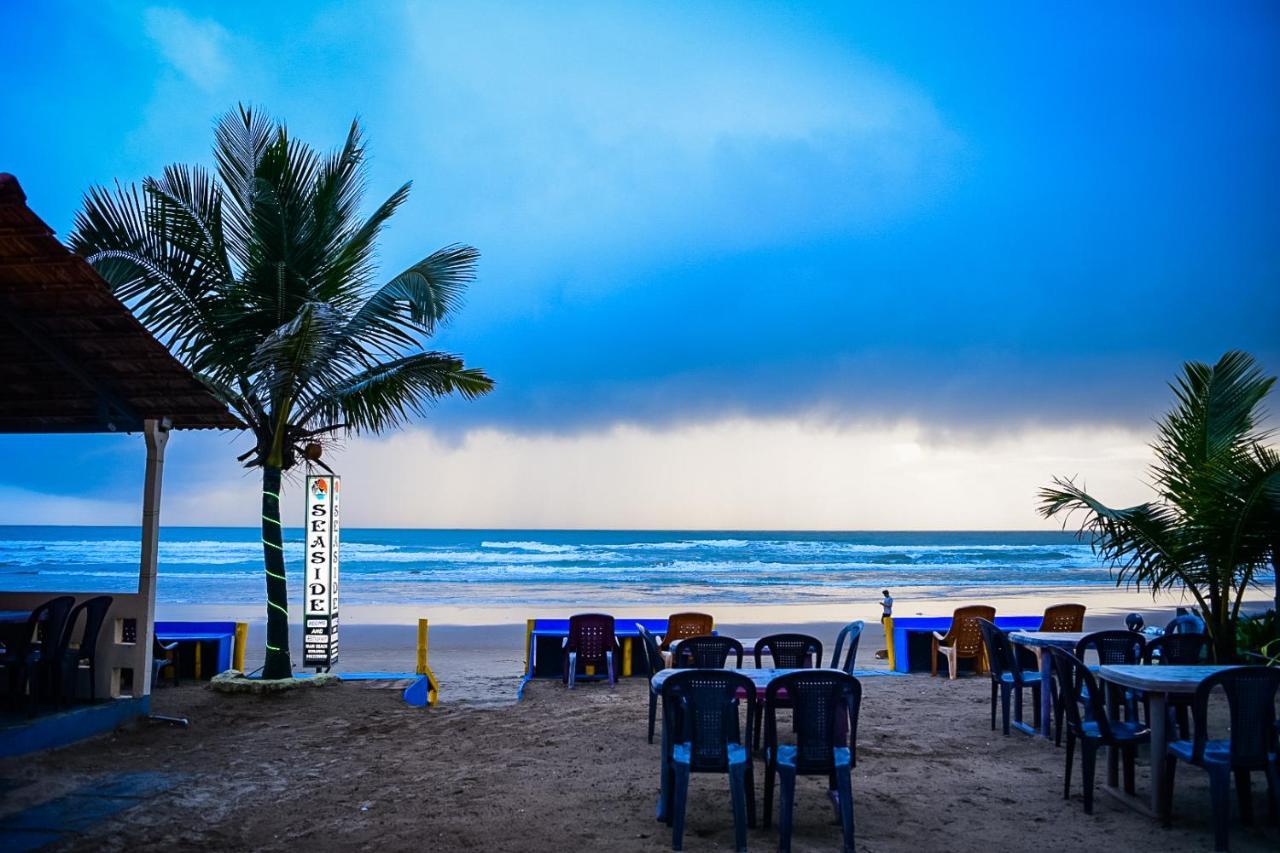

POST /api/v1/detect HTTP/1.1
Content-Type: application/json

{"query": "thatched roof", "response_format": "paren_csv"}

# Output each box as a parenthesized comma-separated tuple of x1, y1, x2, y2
(0, 174, 242, 433)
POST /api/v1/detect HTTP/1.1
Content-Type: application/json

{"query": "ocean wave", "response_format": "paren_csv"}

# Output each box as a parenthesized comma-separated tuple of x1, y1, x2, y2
(480, 540, 579, 553)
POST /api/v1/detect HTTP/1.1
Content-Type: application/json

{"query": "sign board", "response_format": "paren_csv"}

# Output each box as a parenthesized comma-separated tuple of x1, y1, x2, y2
(303, 474, 340, 668)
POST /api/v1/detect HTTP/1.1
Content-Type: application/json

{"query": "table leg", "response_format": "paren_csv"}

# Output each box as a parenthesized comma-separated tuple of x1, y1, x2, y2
(1148, 692, 1167, 817)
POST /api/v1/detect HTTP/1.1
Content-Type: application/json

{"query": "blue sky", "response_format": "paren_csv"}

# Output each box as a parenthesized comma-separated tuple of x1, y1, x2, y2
(2, 2, 1277, 528)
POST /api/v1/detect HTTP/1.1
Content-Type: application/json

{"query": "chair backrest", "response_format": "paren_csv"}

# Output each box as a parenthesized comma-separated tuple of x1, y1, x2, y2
(1046, 646, 1124, 742)
(829, 621, 864, 673)
(1189, 667, 1280, 768)
(674, 635, 743, 669)
(939, 606, 996, 657)
(754, 633, 822, 669)
(1143, 632, 1207, 666)
(635, 623, 666, 679)
(661, 669, 756, 772)
(1165, 612, 1206, 635)
(765, 670, 862, 773)
(976, 618, 1019, 683)
(19, 596, 76, 658)
(566, 614, 615, 662)
(58, 596, 114, 664)
(660, 612, 714, 651)
(1038, 603, 1085, 633)
(1074, 630, 1144, 666)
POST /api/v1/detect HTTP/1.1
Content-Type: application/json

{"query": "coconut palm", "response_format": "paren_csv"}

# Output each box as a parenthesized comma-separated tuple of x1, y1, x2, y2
(69, 106, 494, 678)
(1039, 351, 1280, 662)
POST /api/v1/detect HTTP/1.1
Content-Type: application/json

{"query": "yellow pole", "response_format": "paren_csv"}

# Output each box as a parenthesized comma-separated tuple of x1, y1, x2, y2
(194, 641, 202, 680)
(233, 622, 248, 672)
(524, 618, 535, 676)
(417, 618, 439, 706)
(416, 618, 429, 675)
(622, 638, 633, 677)
(883, 616, 896, 672)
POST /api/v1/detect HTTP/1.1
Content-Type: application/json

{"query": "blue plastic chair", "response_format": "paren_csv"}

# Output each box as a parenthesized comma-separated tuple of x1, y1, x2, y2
(751, 633, 822, 749)
(1161, 666, 1280, 852)
(637, 623, 667, 744)
(763, 670, 861, 853)
(659, 669, 756, 852)
(977, 618, 1041, 736)
(673, 635, 743, 669)
(829, 621, 864, 674)
(1054, 630, 1147, 745)
(0, 596, 75, 711)
(1047, 647, 1150, 814)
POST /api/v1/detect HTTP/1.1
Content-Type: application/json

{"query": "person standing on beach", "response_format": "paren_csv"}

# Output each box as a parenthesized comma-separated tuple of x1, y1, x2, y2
(881, 590, 893, 621)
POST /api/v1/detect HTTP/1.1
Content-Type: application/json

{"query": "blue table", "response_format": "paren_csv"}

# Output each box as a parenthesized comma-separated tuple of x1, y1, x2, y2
(154, 621, 237, 679)
(519, 618, 671, 698)
(888, 615, 1042, 673)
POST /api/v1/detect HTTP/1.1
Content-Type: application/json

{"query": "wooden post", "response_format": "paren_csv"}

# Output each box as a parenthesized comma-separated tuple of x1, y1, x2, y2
(136, 418, 170, 697)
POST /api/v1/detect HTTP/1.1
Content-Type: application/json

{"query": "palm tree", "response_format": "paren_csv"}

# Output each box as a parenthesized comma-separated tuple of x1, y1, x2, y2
(1039, 351, 1280, 662)
(70, 106, 494, 678)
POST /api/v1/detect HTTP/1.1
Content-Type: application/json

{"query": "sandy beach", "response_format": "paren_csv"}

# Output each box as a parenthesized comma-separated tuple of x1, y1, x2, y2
(3, 659, 1277, 852)
(159, 586, 1276, 704)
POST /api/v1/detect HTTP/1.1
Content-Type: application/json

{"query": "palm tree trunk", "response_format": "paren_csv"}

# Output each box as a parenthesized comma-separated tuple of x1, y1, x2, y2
(261, 465, 292, 678)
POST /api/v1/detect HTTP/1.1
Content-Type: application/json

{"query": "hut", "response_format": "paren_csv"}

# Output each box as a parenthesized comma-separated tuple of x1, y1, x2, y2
(0, 173, 240, 754)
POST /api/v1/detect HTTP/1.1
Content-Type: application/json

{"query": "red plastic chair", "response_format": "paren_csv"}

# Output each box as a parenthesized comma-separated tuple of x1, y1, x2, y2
(562, 613, 619, 688)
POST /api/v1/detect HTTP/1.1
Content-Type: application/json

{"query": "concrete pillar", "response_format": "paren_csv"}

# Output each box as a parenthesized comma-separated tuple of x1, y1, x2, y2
(135, 417, 170, 697)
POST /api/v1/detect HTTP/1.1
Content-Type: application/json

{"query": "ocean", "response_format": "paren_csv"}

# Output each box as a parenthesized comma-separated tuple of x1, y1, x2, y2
(0, 526, 1124, 608)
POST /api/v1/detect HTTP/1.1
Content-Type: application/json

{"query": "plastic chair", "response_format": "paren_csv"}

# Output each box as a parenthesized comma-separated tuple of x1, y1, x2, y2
(1056, 630, 1146, 744)
(0, 596, 75, 709)
(659, 669, 756, 852)
(660, 613, 714, 652)
(1047, 647, 1150, 814)
(829, 621, 864, 674)
(673, 635, 743, 669)
(1166, 612, 1207, 635)
(763, 670, 861, 853)
(751, 634, 823, 749)
(1143, 632, 1209, 739)
(753, 633, 822, 669)
(153, 635, 180, 688)
(1161, 666, 1280, 852)
(55, 595, 113, 703)
(977, 618, 1041, 736)
(561, 613, 618, 688)
(1038, 603, 1085, 632)
(931, 605, 995, 679)
(637, 623, 667, 744)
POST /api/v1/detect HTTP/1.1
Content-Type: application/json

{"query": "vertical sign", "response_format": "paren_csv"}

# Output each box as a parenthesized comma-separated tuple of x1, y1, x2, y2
(304, 474, 340, 668)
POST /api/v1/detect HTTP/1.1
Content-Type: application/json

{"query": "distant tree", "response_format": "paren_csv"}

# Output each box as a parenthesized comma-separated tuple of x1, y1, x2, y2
(1039, 351, 1280, 662)
(71, 106, 494, 678)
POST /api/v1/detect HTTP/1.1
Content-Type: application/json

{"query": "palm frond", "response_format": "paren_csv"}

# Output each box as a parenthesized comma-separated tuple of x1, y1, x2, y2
(303, 352, 493, 433)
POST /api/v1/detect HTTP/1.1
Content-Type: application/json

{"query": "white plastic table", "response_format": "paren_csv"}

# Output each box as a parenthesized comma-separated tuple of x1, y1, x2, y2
(1096, 664, 1238, 816)
(1007, 631, 1088, 737)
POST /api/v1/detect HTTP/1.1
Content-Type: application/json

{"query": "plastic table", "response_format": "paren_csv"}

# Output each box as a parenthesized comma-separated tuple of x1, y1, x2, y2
(1007, 631, 1088, 737)
(1096, 664, 1239, 816)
